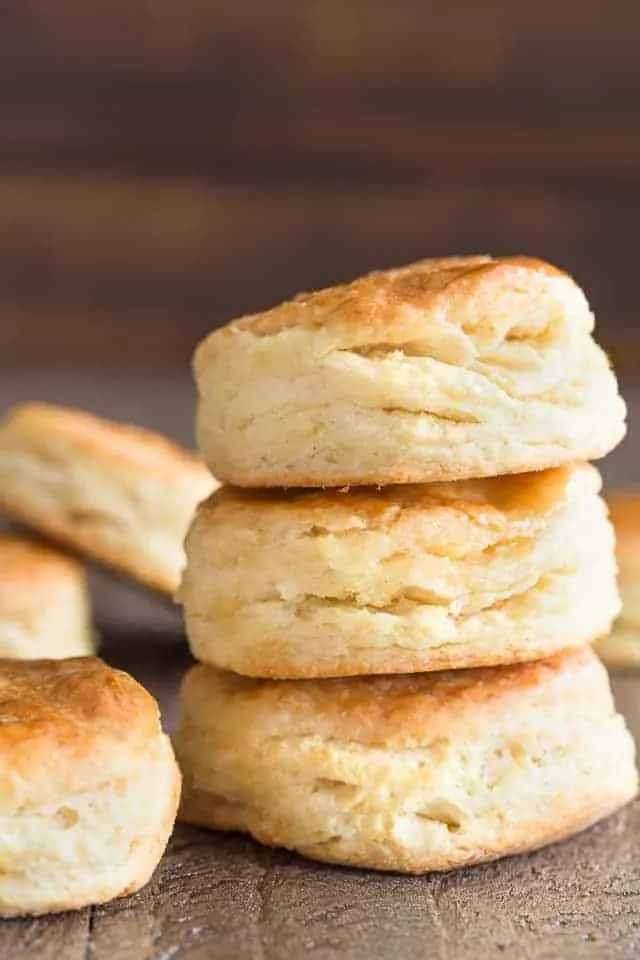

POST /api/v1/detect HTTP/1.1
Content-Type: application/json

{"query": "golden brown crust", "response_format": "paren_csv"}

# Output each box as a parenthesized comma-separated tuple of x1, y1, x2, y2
(200, 256, 572, 344)
(176, 649, 638, 873)
(180, 650, 593, 749)
(0, 403, 216, 595)
(206, 464, 577, 520)
(0, 658, 158, 804)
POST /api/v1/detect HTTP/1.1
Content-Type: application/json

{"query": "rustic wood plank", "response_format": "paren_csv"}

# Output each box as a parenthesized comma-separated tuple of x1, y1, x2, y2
(0, 911, 91, 960)
(5, 811, 640, 959)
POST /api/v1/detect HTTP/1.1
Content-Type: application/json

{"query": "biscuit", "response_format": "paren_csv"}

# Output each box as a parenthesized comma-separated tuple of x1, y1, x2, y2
(0, 657, 180, 916)
(0, 536, 95, 659)
(179, 463, 620, 677)
(596, 492, 640, 669)
(194, 256, 625, 487)
(0, 404, 217, 595)
(174, 648, 637, 874)
(596, 627, 640, 669)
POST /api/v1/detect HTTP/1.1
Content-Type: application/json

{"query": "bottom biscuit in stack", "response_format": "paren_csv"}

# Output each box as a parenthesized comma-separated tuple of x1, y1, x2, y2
(174, 648, 637, 874)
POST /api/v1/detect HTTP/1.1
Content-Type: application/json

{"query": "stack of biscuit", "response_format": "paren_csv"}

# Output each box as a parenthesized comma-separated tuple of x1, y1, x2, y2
(175, 255, 638, 874)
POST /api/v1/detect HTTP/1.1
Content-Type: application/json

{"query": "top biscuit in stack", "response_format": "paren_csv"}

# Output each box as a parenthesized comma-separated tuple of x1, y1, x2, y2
(194, 256, 625, 487)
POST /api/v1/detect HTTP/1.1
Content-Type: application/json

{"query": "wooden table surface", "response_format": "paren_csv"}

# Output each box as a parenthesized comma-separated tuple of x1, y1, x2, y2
(2, 372, 640, 959)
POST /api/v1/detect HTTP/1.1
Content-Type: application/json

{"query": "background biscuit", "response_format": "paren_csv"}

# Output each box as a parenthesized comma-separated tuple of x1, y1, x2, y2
(0, 403, 217, 595)
(0, 657, 180, 916)
(597, 492, 640, 669)
(0, 536, 94, 659)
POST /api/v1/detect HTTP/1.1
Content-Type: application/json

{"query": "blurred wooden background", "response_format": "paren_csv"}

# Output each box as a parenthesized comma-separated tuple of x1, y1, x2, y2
(1, 0, 639, 373)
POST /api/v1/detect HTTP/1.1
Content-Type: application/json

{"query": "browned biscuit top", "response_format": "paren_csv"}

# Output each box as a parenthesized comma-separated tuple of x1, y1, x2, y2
(183, 648, 604, 750)
(196, 254, 584, 358)
(0, 658, 161, 808)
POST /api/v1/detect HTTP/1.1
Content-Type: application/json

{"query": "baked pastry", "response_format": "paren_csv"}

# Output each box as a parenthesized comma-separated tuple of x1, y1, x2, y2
(0, 403, 217, 595)
(597, 492, 640, 668)
(174, 648, 637, 874)
(194, 256, 625, 487)
(0, 535, 95, 659)
(0, 657, 181, 916)
(179, 463, 619, 677)
(596, 627, 640, 669)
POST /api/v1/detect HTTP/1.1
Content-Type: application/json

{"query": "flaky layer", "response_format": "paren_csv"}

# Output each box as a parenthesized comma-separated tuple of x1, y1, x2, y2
(0, 404, 216, 595)
(0, 537, 95, 660)
(0, 739, 180, 916)
(175, 649, 638, 873)
(180, 464, 620, 677)
(0, 658, 181, 916)
(194, 256, 625, 486)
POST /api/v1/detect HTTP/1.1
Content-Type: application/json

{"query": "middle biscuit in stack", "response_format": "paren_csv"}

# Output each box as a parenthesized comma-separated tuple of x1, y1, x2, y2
(180, 464, 618, 678)
(177, 255, 635, 872)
